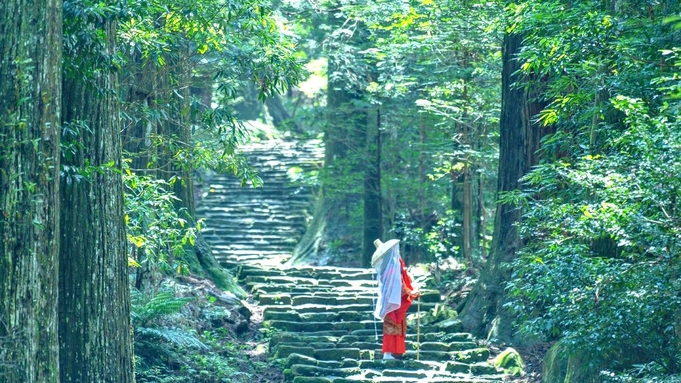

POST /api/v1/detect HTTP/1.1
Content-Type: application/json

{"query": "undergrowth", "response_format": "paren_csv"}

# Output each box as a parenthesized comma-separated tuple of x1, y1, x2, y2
(132, 282, 276, 383)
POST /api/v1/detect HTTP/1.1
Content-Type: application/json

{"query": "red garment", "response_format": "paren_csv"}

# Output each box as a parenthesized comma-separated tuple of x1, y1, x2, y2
(382, 258, 414, 355)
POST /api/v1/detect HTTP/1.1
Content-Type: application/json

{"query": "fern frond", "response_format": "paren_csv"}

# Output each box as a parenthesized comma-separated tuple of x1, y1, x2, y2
(131, 288, 193, 324)
(136, 327, 208, 350)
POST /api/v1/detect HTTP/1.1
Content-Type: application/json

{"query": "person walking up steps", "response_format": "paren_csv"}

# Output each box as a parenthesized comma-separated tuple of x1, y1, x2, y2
(371, 238, 420, 360)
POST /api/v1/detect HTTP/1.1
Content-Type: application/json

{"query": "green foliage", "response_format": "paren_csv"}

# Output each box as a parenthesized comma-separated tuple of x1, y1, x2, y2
(124, 168, 201, 274)
(132, 288, 270, 383)
(131, 287, 207, 354)
(506, 1, 681, 378)
(277, 0, 501, 263)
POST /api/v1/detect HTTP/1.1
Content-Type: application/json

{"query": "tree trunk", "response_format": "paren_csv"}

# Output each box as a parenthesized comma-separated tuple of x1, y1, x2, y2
(288, 78, 366, 265)
(0, 0, 62, 381)
(265, 94, 303, 134)
(59, 16, 134, 383)
(458, 32, 546, 342)
(362, 107, 382, 267)
(289, 4, 368, 266)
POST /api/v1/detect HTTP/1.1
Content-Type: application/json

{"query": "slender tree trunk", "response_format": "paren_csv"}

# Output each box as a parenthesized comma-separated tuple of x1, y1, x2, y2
(461, 76, 472, 267)
(59, 16, 134, 383)
(122, 53, 159, 175)
(362, 107, 382, 267)
(458, 32, 546, 342)
(0, 0, 62, 381)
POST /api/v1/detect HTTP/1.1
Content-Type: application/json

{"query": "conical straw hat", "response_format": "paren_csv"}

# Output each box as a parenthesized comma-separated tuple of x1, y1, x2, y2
(371, 238, 400, 265)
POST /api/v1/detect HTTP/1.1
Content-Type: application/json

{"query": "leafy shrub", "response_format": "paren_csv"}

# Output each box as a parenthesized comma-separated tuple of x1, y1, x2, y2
(507, 95, 681, 374)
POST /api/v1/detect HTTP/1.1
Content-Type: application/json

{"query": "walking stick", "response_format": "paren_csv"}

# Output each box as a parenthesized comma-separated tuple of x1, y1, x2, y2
(416, 294, 421, 361)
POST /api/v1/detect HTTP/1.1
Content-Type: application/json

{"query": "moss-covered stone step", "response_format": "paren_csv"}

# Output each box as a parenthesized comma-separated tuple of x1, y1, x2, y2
(273, 337, 478, 355)
(261, 303, 439, 320)
(253, 285, 374, 296)
(245, 275, 322, 286)
(266, 320, 441, 333)
(254, 287, 441, 303)
(264, 310, 370, 322)
(332, 378, 503, 383)
(288, 364, 503, 383)
(290, 295, 374, 306)
(245, 276, 378, 289)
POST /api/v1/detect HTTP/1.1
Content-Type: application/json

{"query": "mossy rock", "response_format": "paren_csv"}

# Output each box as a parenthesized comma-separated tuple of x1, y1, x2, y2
(260, 294, 292, 305)
(418, 341, 449, 352)
(470, 362, 499, 375)
(395, 360, 432, 371)
(350, 341, 381, 350)
(444, 361, 470, 373)
(313, 348, 360, 361)
(403, 350, 450, 362)
(286, 353, 318, 368)
(436, 318, 463, 332)
(352, 329, 383, 337)
(336, 311, 364, 322)
(544, 342, 603, 383)
(333, 321, 367, 331)
(339, 359, 360, 368)
(382, 369, 428, 378)
(359, 349, 372, 360)
(309, 342, 337, 349)
(265, 320, 325, 332)
(290, 365, 360, 378)
(445, 341, 476, 351)
(339, 335, 360, 343)
(359, 359, 431, 371)
(451, 348, 490, 363)
(264, 310, 301, 321)
(316, 360, 342, 369)
(492, 347, 523, 376)
(270, 333, 339, 348)
(415, 303, 457, 326)
(276, 345, 315, 359)
(300, 312, 337, 322)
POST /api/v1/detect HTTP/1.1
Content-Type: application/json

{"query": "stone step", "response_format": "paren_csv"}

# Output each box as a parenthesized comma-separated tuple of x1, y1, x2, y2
(239, 268, 375, 281)
(272, 340, 478, 354)
(264, 320, 442, 334)
(253, 287, 441, 302)
(286, 359, 503, 382)
(270, 332, 474, 347)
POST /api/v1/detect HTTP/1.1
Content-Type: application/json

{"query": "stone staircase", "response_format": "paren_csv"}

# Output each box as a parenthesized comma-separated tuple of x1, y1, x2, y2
(196, 138, 323, 268)
(196, 139, 506, 383)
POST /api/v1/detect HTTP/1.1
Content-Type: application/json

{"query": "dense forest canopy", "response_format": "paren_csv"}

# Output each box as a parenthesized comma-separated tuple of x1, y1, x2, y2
(2, 0, 681, 382)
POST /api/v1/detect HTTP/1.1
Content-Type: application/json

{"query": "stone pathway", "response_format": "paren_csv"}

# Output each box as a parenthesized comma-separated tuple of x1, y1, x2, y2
(197, 139, 505, 383)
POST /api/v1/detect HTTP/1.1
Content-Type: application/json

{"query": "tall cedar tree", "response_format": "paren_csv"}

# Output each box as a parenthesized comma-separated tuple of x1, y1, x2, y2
(59, 12, 134, 383)
(0, 0, 62, 381)
(458, 31, 547, 341)
(289, 4, 370, 265)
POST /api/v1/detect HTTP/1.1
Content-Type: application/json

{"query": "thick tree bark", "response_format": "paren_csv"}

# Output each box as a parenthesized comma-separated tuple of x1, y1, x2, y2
(59, 17, 134, 383)
(0, 0, 62, 381)
(458, 32, 546, 342)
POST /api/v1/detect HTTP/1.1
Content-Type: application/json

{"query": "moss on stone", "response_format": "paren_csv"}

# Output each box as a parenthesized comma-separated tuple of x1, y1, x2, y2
(492, 347, 524, 376)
